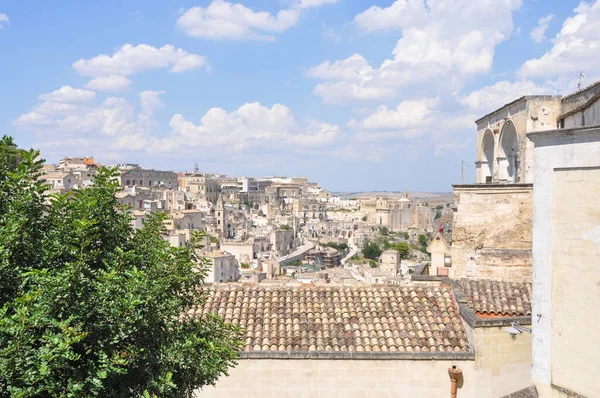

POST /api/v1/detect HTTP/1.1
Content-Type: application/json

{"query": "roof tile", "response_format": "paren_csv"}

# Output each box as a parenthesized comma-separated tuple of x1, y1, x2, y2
(459, 279, 532, 317)
(195, 285, 470, 353)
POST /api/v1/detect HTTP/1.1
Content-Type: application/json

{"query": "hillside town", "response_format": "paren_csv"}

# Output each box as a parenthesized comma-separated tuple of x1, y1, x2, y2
(34, 79, 600, 398)
(41, 156, 449, 286)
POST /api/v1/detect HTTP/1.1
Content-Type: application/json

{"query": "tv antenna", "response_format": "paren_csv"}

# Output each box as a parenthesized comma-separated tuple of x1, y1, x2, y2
(193, 162, 199, 173)
(577, 72, 586, 91)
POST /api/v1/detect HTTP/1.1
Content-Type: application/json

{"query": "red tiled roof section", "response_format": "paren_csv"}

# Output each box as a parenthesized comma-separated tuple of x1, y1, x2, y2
(194, 285, 470, 353)
(459, 279, 532, 317)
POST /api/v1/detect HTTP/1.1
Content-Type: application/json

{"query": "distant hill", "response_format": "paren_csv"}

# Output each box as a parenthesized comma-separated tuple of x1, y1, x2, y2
(333, 191, 453, 202)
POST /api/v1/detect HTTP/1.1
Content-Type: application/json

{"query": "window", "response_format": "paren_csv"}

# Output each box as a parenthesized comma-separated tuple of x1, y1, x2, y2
(149, 180, 152, 186)
(132, 180, 136, 186)
(126, 180, 130, 185)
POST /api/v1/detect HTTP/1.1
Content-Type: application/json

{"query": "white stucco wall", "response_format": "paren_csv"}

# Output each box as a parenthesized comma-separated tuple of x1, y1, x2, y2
(528, 126, 600, 397)
(195, 326, 531, 398)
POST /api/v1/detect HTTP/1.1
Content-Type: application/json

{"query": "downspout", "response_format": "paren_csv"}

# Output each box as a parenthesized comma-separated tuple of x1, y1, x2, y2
(448, 366, 463, 398)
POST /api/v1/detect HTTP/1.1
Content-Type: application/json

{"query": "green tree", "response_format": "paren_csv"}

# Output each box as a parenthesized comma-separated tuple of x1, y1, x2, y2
(322, 242, 348, 252)
(379, 226, 389, 236)
(390, 242, 410, 259)
(361, 215, 367, 222)
(362, 241, 382, 260)
(418, 234, 429, 247)
(400, 231, 409, 240)
(0, 138, 242, 397)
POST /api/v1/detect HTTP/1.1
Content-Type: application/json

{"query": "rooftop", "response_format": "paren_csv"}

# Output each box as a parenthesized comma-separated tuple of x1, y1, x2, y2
(458, 279, 532, 317)
(193, 285, 470, 356)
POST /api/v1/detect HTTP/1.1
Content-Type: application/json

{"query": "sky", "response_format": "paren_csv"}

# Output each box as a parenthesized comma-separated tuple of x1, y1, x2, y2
(1, 0, 598, 192)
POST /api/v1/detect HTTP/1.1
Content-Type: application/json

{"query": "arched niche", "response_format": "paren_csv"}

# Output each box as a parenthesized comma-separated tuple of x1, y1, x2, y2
(480, 129, 495, 183)
(497, 121, 519, 182)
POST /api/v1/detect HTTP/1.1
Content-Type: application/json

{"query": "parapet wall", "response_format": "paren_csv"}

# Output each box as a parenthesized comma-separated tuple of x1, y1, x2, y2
(196, 325, 531, 398)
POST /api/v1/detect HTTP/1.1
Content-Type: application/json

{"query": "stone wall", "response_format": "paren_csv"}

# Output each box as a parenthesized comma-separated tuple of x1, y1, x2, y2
(528, 126, 600, 397)
(195, 325, 531, 398)
(451, 184, 533, 282)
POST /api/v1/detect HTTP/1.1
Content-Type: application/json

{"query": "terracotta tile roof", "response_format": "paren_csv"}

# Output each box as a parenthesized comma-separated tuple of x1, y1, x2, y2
(193, 285, 470, 353)
(458, 279, 532, 317)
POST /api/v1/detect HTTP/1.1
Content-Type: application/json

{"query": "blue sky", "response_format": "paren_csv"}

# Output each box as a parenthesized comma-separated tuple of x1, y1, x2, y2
(1, 0, 598, 191)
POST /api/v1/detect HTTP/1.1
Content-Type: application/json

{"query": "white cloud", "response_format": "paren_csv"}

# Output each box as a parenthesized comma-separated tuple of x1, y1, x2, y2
(38, 86, 96, 103)
(348, 98, 438, 130)
(309, 0, 523, 103)
(177, 1, 299, 41)
(177, 0, 338, 41)
(354, 0, 426, 32)
(15, 88, 339, 160)
(84, 75, 132, 92)
(14, 86, 158, 154)
(0, 13, 8, 29)
(295, 0, 339, 9)
(153, 102, 339, 152)
(530, 14, 554, 43)
(73, 44, 207, 77)
(139, 90, 165, 115)
(459, 80, 554, 113)
(520, 1, 600, 79)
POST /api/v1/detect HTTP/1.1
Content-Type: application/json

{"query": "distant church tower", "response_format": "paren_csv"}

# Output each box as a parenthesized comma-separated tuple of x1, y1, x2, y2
(215, 194, 226, 235)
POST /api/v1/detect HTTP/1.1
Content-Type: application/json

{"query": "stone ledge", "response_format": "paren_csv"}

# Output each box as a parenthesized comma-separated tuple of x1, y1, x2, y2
(238, 351, 475, 360)
(452, 183, 533, 189)
(412, 275, 442, 282)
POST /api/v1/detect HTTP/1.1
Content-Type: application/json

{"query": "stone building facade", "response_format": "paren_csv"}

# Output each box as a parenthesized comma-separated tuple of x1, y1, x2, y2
(528, 124, 600, 398)
(119, 167, 178, 189)
(451, 184, 533, 282)
(454, 81, 600, 284)
(203, 250, 240, 283)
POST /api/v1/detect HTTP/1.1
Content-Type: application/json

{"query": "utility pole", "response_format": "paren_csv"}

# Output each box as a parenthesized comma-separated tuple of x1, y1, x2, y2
(578, 71, 586, 91)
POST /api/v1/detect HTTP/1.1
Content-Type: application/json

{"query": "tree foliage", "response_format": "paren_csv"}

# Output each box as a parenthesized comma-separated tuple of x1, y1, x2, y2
(418, 234, 429, 247)
(389, 242, 410, 259)
(0, 137, 242, 397)
(362, 241, 382, 260)
(321, 242, 348, 252)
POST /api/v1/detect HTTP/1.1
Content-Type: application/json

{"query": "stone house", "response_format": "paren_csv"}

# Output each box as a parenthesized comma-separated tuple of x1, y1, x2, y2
(119, 167, 178, 189)
(203, 250, 241, 283)
(194, 280, 532, 397)
(41, 171, 80, 191)
(378, 249, 401, 276)
(427, 232, 452, 277)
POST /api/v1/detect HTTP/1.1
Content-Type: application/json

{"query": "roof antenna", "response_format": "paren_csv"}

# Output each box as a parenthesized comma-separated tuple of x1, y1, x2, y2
(578, 71, 586, 91)
(193, 162, 199, 173)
